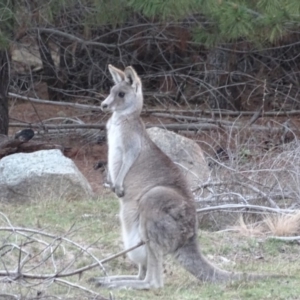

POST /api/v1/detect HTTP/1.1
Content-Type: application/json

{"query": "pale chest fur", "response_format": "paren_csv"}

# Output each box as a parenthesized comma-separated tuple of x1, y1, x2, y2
(106, 115, 124, 184)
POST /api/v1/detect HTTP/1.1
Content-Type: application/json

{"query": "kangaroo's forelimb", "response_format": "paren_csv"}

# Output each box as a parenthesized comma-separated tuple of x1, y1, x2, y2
(113, 135, 141, 197)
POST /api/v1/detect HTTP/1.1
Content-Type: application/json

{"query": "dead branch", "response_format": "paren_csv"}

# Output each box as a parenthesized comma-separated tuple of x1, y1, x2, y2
(236, 181, 279, 208)
(0, 129, 35, 158)
(9, 122, 284, 133)
(0, 141, 64, 158)
(54, 278, 108, 299)
(16, 141, 64, 153)
(151, 123, 282, 132)
(9, 93, 300, 118)
(0, 293, 18, 300)
(194, 180, 280, 209)
(145, 109, 300, 117)
(9, 123, 106, 130)
(8, 92, 103, 111)
(267, 236, 300, 241)
(196, 204, 295, 214)
(152, 112, 236, 125)
(0, 224, 145, 280)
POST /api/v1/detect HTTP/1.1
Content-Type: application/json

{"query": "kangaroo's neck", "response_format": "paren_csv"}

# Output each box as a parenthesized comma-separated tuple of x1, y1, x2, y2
(111, 109, 141, 125)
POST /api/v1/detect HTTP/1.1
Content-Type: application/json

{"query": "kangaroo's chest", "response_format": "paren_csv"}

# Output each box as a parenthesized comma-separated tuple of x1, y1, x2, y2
(106, 118, 124, 183)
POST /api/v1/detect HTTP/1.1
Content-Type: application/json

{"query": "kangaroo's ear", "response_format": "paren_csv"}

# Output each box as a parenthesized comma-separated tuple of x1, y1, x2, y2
(124, 66, 141, 91)
(108, 64, 125, 84)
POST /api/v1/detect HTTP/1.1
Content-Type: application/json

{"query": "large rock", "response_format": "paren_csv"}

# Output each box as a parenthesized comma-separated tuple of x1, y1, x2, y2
(0, 149, 93, 203)
(147, 127, 210, 190)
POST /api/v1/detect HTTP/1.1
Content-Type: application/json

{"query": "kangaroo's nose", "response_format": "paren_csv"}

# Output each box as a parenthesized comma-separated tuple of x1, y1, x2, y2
(101, 103, 108, 110)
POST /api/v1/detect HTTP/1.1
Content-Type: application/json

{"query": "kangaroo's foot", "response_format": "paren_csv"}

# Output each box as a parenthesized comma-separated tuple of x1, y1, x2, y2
(89, 275, 141, 285)
(89, 264, 147, 286)
(95, 278, 162, 290)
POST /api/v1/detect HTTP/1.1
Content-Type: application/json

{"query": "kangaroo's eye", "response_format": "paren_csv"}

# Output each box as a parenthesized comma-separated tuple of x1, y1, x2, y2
(118, 92, 125, 98)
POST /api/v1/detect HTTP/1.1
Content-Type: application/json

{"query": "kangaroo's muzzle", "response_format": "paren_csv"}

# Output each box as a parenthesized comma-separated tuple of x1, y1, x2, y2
(101, 102, 108, 111)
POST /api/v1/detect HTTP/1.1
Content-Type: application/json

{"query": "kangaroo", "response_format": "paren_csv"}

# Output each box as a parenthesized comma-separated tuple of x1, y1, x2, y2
(91, 65, 282, 290)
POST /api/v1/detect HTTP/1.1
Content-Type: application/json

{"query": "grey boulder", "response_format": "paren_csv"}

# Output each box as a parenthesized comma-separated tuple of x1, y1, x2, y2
(147, 127, 210, 190)
(0, 149, 93, 203)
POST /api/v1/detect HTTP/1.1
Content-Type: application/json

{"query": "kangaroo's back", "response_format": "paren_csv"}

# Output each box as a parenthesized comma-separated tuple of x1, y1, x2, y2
(123, 121, 192, 202)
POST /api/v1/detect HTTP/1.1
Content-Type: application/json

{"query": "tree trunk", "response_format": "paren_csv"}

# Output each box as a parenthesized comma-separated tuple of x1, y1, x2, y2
(206, 48, 239, 110)
(37, 32, 62, 101)
(58, 41, 74, 100)
(0, 50, 9, 135)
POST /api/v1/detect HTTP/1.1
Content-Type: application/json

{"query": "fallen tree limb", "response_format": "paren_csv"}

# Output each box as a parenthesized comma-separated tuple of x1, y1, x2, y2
(145, 108, 300, 117)
(9, 92, 300, 117)
(267, 236, 300, 241)
(152, 112, 235, 125)
(0, 129, 35, 158)
(9, 122, 106, 130)
(196, 194, 293, 206)
(0, 129, 64, 158)
(8, 92, 103, 111)
(9, 122, 284, 133)
(17, 141, 64, 153)
(152, 122, 285, 133)
(196, 204, 295, 214)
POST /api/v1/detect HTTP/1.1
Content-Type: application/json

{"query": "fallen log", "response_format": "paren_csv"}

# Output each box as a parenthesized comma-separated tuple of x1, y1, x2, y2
(0, 129, 63, 159)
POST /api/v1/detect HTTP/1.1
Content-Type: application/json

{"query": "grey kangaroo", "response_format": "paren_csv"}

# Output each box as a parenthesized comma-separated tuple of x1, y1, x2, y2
(91, 65, 280, 289)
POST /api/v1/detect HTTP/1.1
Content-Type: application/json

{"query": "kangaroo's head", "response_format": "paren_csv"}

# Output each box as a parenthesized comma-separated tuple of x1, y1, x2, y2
(101, 65, 143, 115)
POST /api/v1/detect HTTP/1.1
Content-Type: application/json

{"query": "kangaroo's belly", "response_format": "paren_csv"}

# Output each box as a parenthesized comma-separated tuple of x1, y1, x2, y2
(107, 121, 123, 184)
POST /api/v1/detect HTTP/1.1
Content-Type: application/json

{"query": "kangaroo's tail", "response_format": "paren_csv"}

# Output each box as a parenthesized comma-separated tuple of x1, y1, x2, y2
(174, 236, 282, 283)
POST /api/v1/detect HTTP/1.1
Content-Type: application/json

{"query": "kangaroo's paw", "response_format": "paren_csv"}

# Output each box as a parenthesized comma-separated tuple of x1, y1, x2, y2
(114, 184, 125, 197)
(103, 182, 111, 188)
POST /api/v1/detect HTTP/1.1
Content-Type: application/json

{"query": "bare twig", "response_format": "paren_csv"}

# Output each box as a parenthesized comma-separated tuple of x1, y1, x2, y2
(0, 225, 145, 279)
(54, 278, 108, 298)
(237, 181, 279, 209)
(194, 180, 280, 209)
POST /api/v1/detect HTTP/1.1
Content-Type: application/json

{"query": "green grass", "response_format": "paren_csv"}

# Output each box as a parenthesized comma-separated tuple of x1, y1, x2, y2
(0, 195, 299, 300)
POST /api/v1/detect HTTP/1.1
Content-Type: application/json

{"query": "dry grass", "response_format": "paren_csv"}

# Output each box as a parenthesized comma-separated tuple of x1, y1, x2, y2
(231, 211, 300, 237)
(264, 211, 300, 236)
(230, 215, 265, 237)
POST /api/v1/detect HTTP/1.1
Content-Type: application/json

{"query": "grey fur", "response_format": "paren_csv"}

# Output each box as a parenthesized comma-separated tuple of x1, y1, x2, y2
(90, 65, 282, 290)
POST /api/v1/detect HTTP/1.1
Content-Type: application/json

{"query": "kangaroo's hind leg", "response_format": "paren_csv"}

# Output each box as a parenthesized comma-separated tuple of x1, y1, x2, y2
(96, 243, 164, 290)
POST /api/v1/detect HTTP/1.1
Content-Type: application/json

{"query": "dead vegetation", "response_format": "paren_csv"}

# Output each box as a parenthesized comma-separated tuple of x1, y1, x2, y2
(230, 212, 300, 238)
